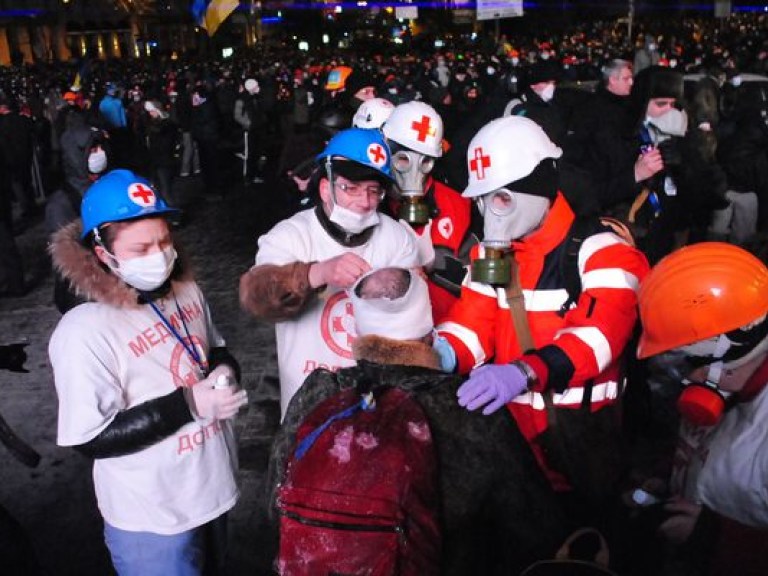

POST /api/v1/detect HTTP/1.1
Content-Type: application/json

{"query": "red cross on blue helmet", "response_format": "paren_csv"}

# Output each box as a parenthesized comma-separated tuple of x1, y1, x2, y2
(316, 127, 394, 182)
(80, 169, 178, 239)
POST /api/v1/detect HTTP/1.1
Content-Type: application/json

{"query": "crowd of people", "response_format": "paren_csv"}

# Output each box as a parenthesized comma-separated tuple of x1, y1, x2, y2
(1, 9, 767, 576)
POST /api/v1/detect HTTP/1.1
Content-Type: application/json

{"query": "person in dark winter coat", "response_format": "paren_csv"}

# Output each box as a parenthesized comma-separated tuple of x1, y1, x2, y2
(144, 99, 179, 206)
(0, 146, 24, 298)
(190, 85, 222, 197)
(59, 107, 98, 196)
(505, 59, 567, 146)
(267, 268, 567, 576)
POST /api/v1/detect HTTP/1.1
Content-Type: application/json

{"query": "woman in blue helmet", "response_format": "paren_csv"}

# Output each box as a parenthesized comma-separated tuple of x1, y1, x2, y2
(239, 128, 419, 417)
(48, 169, 248, 576)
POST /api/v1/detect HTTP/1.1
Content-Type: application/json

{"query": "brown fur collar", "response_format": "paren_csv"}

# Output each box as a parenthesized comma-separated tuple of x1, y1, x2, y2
(352, 334, 441, 371)
(48, 220, 192, 309)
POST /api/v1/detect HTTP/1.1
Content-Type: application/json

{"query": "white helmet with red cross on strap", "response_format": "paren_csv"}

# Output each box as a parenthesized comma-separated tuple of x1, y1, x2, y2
(382, 100, 444, 158)
(462, 116, 562, 199)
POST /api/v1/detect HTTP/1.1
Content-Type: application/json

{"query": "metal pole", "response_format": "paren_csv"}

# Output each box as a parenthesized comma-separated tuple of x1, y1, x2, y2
(628, 0, 635, 47)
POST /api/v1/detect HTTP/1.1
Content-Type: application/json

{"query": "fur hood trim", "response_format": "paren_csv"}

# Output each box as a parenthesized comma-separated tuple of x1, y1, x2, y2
(48, 220, 192, 309)
(352, 334, 441, 371)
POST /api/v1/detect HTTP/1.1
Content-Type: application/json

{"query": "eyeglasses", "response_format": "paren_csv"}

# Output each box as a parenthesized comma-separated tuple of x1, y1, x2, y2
(334, 180, 386, 200)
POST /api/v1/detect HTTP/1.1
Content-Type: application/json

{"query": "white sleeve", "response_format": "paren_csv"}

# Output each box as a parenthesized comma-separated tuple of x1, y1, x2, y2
(49, 314, 124, 447)
(255, 218, 311, 267)
(203, 300, 226, 350)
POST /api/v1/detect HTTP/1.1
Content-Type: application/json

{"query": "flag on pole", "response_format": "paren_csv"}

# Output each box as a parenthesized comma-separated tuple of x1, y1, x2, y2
(191, 0, 240, 37)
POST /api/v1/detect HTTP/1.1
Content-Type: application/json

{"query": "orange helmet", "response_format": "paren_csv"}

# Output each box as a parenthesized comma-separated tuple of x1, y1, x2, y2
(637, 242, 768, 359)
(325, 66, 353, 91)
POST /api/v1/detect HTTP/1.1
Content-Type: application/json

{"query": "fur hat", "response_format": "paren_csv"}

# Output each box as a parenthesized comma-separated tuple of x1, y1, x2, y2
(528, 60, 562, 85)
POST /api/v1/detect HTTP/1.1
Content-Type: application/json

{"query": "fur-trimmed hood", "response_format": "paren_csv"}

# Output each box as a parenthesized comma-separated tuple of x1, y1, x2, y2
(352, 334, 441, 371)
(49, 220, 192, 309)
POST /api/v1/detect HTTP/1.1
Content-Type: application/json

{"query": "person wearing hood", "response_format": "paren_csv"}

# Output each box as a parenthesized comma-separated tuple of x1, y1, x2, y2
(435, 116, 649, 527)
(233, 78, 268, 185)
(633, 34, 661, 75)
(48, 170, 247, 575)
(268, 267, 567, 575)
(239, 128, 419, 417)
(504, 59, 567, 146)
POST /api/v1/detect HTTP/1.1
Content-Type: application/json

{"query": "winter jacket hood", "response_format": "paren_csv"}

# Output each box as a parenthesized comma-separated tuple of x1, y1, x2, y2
(49, 220, 191, 309)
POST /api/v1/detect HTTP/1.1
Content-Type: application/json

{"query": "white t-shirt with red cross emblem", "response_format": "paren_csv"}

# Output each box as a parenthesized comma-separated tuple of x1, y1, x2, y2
(50, 280, 239, 535)
(255, 208, 419, 417)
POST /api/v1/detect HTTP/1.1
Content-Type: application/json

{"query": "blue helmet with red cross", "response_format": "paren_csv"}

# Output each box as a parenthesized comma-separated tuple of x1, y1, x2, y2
(80, 169, 177, 239)
(316, 127, 394, 182)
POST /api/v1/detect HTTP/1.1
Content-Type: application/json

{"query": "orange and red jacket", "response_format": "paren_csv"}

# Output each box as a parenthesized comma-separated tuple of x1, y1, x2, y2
(389, 176, 475, 325)
(437, 193, 649, 488)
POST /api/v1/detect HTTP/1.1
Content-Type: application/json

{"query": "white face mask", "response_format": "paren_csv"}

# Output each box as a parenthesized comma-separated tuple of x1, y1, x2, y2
(88, 148, 107, 174)
(511, 57, 520, 66)
(478, 189, 550, 244)
(329, 203, 380, 234)
(107, 247, 177, 291)
(536, 83, 556, 102)
(647, 108, 688, 137)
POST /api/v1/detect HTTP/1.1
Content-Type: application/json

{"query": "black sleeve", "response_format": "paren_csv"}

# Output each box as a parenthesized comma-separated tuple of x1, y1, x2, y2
(74, 388, 193, 459)
(208, 347, 241, 383)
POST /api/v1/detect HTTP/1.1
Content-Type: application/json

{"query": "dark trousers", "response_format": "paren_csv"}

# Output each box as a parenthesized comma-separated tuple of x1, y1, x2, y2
(0, 186, 24, 295)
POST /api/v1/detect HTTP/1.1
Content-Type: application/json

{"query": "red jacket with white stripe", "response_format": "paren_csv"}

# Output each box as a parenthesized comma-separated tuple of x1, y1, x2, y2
(437, 193, 649, 489)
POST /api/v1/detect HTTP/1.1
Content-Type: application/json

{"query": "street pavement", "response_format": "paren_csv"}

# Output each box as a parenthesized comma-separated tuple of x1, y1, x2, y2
(0, 176, 291, 575)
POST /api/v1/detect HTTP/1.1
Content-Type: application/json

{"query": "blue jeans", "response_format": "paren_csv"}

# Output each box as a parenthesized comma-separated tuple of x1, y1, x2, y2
(104, 515, 227, 576)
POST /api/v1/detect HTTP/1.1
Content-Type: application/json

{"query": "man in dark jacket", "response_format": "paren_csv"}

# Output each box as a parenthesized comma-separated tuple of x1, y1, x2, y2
(190, 85, 222, 198)
(268, 267, 566, 575)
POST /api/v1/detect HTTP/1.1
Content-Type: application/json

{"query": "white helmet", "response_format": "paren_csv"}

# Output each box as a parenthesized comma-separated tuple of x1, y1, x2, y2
(382, 100, 444, 157)
(352, 98, 395, 129)
(463, 116, 562, 198)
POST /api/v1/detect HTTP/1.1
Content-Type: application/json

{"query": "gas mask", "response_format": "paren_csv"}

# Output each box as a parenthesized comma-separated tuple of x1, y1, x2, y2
(391, 150, 434, 225)
(648, 326, 768, 426)
(647, 108, 688, 138)
(471, 189, 550, 285)
(105, 246, 178, 292)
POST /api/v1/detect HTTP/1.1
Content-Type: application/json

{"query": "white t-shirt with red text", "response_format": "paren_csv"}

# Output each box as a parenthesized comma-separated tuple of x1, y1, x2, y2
(50, 280, 238, 535)
(255, 208, 419, 417)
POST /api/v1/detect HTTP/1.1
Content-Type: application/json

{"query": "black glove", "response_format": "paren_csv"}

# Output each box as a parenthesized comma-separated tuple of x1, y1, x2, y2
(0, 343, 29, 373)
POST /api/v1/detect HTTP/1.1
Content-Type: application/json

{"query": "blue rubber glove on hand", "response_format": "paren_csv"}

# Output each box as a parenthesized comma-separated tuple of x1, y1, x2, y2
(457, 363, 529, 415)
(432, 332, 457, 373)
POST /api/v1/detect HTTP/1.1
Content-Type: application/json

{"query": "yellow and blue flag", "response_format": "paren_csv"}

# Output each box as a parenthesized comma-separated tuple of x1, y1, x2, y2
(191, 0, 239, 37)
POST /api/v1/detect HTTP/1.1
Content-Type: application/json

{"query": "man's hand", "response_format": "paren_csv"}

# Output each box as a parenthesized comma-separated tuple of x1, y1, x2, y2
(309, 253, 372, 289)
(634, 148, 664, 182)
(658, 496, 702, 546)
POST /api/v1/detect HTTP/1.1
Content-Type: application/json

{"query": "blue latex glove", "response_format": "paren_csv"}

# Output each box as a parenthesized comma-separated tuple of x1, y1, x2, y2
(457, 363, 529, 415)
(432, 332, 457, 373)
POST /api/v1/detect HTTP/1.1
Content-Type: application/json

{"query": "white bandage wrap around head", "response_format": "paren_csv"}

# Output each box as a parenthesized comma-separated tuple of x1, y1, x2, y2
(349, 267, 433, 340)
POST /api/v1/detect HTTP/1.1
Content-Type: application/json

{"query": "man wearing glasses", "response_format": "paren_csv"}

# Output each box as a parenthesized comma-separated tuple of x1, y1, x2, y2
(240, 128, 419, 417)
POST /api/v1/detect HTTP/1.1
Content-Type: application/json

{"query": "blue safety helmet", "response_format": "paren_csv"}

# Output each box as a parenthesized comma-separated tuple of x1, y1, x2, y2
(316, 127, 394, 182)
(80, 169, 177, 239)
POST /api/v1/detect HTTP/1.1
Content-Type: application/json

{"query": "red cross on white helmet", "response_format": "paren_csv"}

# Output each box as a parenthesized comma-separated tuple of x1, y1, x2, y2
(128, 182, 157, 207)
(382, 101, 444, 158)
(463, 116, 562, 199)
(367, 143, 388, 167)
